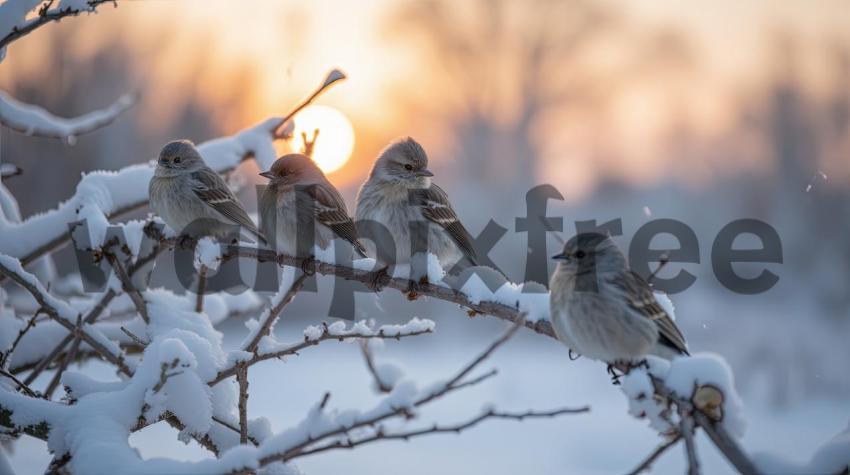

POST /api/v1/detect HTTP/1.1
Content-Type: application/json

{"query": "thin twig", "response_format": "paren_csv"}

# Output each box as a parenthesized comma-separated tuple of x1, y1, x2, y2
(105, 253, 149, 324)
(120, 326, 147, 347)
(302, 129, 320, 158)
(44, 315, 84, 398)
(195, 265, 207, 313)
(293, 407, 590, 460)
(679, 404, 701, 475)
(272, 69, 346, 138)
(243, 272, 309, 353)
(0, 310, 41, 368)
(359, 340, 393, 393)
(258, 320, 527, 465)
(0, 368, 40, 398)
(211, 323, 432, 385)
(626, 434, 682, 475)
(236, 365, 249, 444)
(213, 416, 259, 446)
(23, 289, 116, 385)
(0, 262, 132, 376)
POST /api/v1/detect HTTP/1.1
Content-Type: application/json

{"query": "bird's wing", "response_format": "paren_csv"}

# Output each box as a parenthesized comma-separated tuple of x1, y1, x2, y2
(190, 167, 262, 238)
(414, 184, 478, 263)
(304, 183, 366, 257)
(609, 271, 690, 356)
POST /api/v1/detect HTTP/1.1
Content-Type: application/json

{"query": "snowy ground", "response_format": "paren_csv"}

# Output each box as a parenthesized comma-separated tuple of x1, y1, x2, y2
(6, 292, 848, 475)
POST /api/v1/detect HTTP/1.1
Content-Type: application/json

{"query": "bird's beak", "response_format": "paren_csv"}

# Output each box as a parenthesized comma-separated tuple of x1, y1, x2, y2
(416, 168, 434, 177)
(158, 158, 168, 166)
(259, 171, 274, 180)
(551, 252, 568, 261)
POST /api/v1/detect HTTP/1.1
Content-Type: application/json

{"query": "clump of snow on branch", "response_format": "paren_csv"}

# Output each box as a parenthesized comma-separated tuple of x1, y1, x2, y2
(0, 91, 136, 142)
(620, 353, 747, 438)
(194, 237, 223, 272)
(0, 117, 282, 261)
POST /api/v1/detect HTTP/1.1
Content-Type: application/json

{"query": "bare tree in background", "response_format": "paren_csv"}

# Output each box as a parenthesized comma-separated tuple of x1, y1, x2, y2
(386, 0, 691, 209)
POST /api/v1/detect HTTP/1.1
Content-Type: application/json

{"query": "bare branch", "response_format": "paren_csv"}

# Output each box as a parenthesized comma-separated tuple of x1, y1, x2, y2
(626, 435, 682, 475)
(650, 376, 759, 475)
(119, 326, 147, 347)
(295, 406, 590, 459)
(272, 69, 347, 139)
(0, 309, 40, 368)
(236, 365, 249, 444)
(301, 129, 320, 158)
(258, 320, 527, 465)
(211, 320, 433, 385)
(105, 252, 149, 324)
(44, 315, 83, 398)
(0, 367, 39, 398)
(0, 258, 132, 376)
(195, 265, 207, 313)
(359, 340, 392, 393)
(0, 91, 136, 141)
(692, 411, 760, 475)
(679, 406, 701, 475)
(243, 272, 309, 353)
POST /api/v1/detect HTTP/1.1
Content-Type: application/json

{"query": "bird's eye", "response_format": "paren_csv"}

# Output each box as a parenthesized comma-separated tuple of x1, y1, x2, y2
(173, 157, 182, 164)
(404, 164, 414, 171)
(575, 250, 586, 259)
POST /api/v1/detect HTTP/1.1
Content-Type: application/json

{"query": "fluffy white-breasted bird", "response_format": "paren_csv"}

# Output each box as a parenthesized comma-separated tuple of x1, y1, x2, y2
(355, 137, 478, 273)
(549, 232, 689, 365)
(149, 140, 263, 242)
(259, 153, 365, 258)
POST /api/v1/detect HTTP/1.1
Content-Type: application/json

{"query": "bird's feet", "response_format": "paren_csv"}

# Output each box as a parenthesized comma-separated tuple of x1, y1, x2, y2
(366, 267, 389, 292)
(300, 255, 317, 276)
(178, 234, 194, 250)
(406, 276, 429, 301)
(607, 364, 623, 385)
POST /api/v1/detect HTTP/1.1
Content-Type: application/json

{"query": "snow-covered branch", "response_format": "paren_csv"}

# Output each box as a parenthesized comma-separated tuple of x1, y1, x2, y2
(0, 68, 343, 271)
(0, 163, 21, 179)
(0, 91, 136, 141)
(227, 244, 555, 337)
(0, 0, 116, 53)
(208, 242, 765, 474)
(250, 320, 587, 468)
(0, 254, 132, 376)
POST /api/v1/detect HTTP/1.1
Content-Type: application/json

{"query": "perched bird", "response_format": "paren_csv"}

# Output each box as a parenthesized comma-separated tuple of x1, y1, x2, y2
(259, 154, 366, 259)
(549, 232, 689, 369)
(355, 137, 478, 275)
(149, 140, 264, 242)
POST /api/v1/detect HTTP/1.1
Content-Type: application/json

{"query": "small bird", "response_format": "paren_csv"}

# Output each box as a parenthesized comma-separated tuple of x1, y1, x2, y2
(355, 137, 478, 277)
(259, 153, 366, 259)
(149, 140, 264, 243)
(549, 232, 689, 372)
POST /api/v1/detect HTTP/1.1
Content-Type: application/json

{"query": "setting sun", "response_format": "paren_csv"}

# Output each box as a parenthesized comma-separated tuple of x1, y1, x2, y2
(291, 105, 355, 173)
